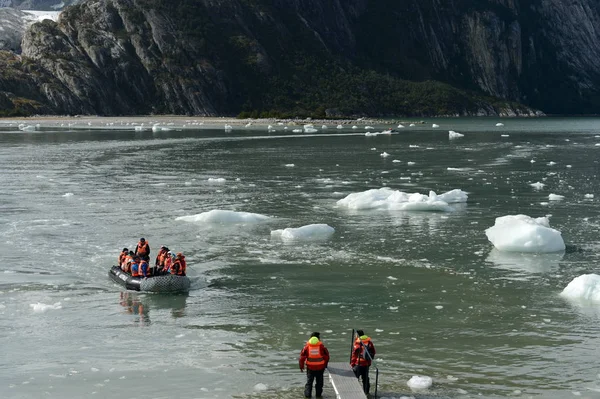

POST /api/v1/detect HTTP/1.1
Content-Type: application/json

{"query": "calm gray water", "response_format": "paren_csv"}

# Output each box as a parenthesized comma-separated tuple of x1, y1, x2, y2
(1, 117, 600, 399)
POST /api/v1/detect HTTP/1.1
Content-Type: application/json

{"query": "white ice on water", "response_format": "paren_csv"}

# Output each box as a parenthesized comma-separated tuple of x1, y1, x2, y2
(561, 274, 600, 302)
(270, 224, 334, 241)
(253, 383, 268, 391)
(30, 302, 62, 312)
(208, 177, 226, 183)
(176, 209, 271, 224)
(336, 188, 468, 212)
(496, 122, 505, 127)
(584, 194, 594, 199)
(530, 182, 545, 190)
(448, 130, 464, 139)
(432, 124, 439, 128)
(548, 193, 565, 201)
(407, 375, 433, 390)
(485, 214, 565, 253)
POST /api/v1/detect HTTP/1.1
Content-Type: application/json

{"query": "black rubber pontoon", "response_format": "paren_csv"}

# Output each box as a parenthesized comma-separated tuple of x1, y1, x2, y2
(109, 266, 191, 293)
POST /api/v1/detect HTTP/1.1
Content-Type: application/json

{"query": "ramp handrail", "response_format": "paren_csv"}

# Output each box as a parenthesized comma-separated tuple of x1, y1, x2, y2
(349, 328, 379, 398)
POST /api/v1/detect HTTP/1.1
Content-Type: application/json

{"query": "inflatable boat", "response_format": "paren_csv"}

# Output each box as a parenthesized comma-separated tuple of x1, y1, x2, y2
(109, 266, 191, 293)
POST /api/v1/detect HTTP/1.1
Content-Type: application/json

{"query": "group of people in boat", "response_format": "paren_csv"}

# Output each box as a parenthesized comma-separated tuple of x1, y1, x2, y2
(118, 238, 187, 277)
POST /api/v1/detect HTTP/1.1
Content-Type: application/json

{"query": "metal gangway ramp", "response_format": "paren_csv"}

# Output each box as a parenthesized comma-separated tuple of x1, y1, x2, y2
(326, 362, 367, 399)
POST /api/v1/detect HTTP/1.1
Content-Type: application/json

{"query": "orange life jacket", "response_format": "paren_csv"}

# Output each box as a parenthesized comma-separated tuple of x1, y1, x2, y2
(118, 251, 127, 266)
(164, 257, 173, 273)
(305, 342, 326, 370)
(156, 250, 167, 267)
(136, 241, 149, 256)
(172, 258, 186, 276)
(354, 337, 373, 366)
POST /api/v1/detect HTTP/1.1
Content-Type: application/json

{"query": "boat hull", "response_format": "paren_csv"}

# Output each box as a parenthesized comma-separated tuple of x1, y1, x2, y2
(109, 266, 191, 293)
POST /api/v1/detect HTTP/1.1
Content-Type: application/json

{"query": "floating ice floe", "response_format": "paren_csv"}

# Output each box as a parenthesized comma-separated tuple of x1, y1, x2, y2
(407, 375, 433, 390)
(207, 177, 226, 183)
(270, 224, 334, 241)
(336, 188, 467, 212)
(397, 124, 404, 128)
(304, 124, 318, 133)
(530, 182, 545, 190)
(19, 124, 37, 131)
(285, 164, 295, 167)
(448, 130, 464, 139)
(409, 123, 416, 127)
(584, 194, 594, 199)
(380, 152, 390, 158)
(485, 214, 565, 253)
(176, 210, 270, 224)
(561, 274, 600, 302)
(496, 122, 505, 127)
(548, 193, 564, 201)
(253, 383, 268, 391)
(30, 302, 62, 312)
(337, 125, 343, 129)
(432, 124, 439, 128)
(62, 193, 74, 197)
(292, 129, 302, 133)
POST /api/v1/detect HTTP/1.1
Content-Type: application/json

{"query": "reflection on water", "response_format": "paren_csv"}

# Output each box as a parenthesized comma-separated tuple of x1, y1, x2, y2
(485, 248, 564, 274)
(118, 292, 189, 323)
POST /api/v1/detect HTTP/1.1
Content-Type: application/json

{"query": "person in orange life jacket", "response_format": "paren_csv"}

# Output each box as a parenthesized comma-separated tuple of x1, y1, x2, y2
(350, 329, 376, 395)
(130, 256, 141, 277)
(120, 250, 132, 271)
(155, 246, 168, 268)
(299, 332, 329, 398)
(163, 251, 175, 274)
(123, 251, 135, 273)
(171, 253, 186, 276)
(139, 258, 151, 277)
(135, 238, 150, 261)
(118, 248, 128, 267)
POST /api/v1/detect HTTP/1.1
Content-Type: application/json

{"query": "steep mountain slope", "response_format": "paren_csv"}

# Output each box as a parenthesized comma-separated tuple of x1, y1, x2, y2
(1, 0, 598, 116)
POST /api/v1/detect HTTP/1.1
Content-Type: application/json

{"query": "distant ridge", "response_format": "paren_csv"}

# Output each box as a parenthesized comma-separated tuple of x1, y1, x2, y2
(0, 0, 598, 117)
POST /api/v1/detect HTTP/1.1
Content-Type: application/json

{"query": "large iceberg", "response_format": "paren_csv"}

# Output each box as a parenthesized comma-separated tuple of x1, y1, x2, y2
(336, 188, 467, 212)
(485, 214, 565, 253)
(175, 209, 270, 224)
(561, 274, 600, 302)
(271, 224, 334, 241)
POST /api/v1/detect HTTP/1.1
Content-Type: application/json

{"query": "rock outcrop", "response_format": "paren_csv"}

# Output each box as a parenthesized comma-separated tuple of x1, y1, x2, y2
(1, 0, 599, 116)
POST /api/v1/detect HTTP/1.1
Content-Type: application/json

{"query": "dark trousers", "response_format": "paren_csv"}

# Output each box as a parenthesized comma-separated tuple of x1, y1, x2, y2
(304, 368, 324, 398)
(353, 365, 370, 394)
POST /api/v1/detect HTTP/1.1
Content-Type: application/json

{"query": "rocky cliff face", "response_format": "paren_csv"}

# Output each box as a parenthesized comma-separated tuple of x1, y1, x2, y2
(1, 0, 599, 116)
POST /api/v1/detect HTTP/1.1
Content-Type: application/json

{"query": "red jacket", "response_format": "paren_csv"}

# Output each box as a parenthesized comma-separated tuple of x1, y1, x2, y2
(299, 338, 330, 371)
(350, 336, 376, 367)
